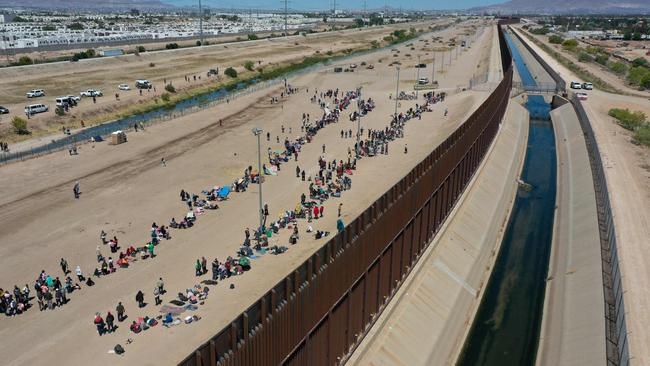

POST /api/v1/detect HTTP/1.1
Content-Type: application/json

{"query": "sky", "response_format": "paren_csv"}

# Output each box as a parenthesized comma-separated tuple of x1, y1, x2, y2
(162, 0, 507, 11)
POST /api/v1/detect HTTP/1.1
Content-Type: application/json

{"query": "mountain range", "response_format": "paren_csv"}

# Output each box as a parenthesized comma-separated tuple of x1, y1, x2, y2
(472, 0, 650, 14)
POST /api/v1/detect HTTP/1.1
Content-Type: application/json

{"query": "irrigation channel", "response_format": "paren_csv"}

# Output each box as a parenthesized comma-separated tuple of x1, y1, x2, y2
(457, 32, 556, 365)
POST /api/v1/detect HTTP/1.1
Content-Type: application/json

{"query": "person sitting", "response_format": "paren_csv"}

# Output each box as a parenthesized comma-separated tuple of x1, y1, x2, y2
(130, 321, 141, 333)
(162, 313, 174, 325)
(170, 218, 179, 229)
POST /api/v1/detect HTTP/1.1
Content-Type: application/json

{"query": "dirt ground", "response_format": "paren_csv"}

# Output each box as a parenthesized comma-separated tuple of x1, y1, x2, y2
(0, 21, 453, 143)
(512, 26, 650, 366)
(0, 20, 495, 366)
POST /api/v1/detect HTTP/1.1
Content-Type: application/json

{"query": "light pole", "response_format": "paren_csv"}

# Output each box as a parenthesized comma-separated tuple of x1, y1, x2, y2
(394, 66, 400, 118)
(416, 55, 421, 99)
(252, 127, 264, 233)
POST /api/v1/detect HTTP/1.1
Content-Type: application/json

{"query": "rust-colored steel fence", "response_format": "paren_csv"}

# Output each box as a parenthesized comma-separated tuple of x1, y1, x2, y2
(179, 24, 514, 366)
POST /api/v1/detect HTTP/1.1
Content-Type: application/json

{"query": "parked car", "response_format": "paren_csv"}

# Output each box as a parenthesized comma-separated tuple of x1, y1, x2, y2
(135, 79, 152, 89)
(207, 69, 218, 77)
(366, 64, 375, 70)
(350, 64, 358, 69)
(576, 92, 589, 101)
(56, 97, 70, 107)
(0, 106, 9, 114)
(570, 81, 582, 89)
(26, 89, 45, 98)
(25, 104, 48, 115)
(582, 82, 593, 90)
(415, 63, 427, 68)
(334, 67, 343, 73)
(418, 77, 429, 85)
(118, 84, 131, 91)
(80, 89, 103, 97)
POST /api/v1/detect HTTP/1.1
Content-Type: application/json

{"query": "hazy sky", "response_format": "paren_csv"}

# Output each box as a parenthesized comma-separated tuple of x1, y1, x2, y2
(162, 0, 507, 11)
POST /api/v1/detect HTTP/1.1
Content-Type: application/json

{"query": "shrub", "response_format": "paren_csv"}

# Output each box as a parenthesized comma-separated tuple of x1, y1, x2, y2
(326, 50, 333, 56)
(530, 27, 550, 35)
(224, 67, 238, 78)
(136, 45, 146, 53)
(608, 108, 647, 131)
(55, 106, 65, 116)
(548, 35, 563, 44)
(627, 66, 650, 86)
(641, 74, 650, 90)
(164, 83, 176, 93)
(247, 34, 258, 41)
(149, 62, 155, 67)
(578, 52, 593, 62)
(161, 93, 171, 102)
(632, 57, 648, 67)
(562, 39, 578, 51)
(609, 61, 627, 75)
(371, 40, 380, 49)
(634, 125, 650, 147)
(244, 60, 255, 71)
(595, 54, 609, 65)
(11, 116, 29, 135)
(18, 56, 33, 65)
(165, 43, 179, 49)
(196, 40, 202, 46)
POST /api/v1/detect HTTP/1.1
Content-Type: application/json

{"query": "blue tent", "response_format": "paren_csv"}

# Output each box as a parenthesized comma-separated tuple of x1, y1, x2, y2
(218, 186, 230, 199)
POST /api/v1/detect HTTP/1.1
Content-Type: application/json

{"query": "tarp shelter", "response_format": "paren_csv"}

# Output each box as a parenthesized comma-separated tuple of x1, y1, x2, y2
(218, 186, 230, 199)
(93, 135, 104, 142)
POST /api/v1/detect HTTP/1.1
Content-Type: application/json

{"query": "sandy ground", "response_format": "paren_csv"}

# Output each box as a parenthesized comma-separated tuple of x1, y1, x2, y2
(512, 26, 650, 366)
(516, 26, 650, 98)
(0, 21, 495, 366)
(0, 20, 454, 143)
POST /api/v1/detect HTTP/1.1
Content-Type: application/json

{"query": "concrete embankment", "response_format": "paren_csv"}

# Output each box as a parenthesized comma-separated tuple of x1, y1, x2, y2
(347, 99, 529, 365)
(537, 103, 607, 365)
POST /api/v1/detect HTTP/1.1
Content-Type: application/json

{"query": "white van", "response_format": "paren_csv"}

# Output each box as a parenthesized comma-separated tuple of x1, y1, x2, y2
(418, 77, 429, 85)
(25, 104, 49, 115)
(56, 97, 70, 107)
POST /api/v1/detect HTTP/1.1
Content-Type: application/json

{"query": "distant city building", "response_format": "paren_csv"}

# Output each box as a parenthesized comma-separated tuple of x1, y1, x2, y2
(0, 13, 16, 23)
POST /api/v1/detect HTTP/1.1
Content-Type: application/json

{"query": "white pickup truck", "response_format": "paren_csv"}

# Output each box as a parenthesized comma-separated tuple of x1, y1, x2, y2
(26, 89, 45, 98)
(80, 89, 103, 97)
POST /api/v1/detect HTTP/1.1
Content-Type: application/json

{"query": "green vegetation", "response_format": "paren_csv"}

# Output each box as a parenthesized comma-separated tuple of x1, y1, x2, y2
(371, 40, 380, 49)
(161, 93, 171, 102)
(529, 27, 550, 35)
(608, 108, 646, 130)
(521, 30, 620, 93)
(562, 39, 578, 51)
(627, 66, 650, 88)
(136, 45, 146, 53)
(608, 108, 650, 147)
(71, 49, 96, 62)
(18, 56, 33, 66)
(548, 35, 563, 44)
(247, 34, 259, 41)
(224, 67, 238, 78)
(632, 57, 648, 67)
(244, 60, 255, 71)
(164, 84, 176, 93)
(42, 25, 56, 31)
(55, 106, 65, 116)
(165, 43, 179, 49)
(578, 52, 593, 62)
(11, 117, 29, 135)
(67, 22, 84, 30)
(12, 15, 29, 22)
(595, 54, 609, 66)
(609, 61, 627, 75)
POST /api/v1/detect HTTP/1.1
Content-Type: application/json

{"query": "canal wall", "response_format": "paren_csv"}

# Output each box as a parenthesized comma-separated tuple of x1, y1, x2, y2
(537, 103, 607, 365)
(347, 99, 529, 366)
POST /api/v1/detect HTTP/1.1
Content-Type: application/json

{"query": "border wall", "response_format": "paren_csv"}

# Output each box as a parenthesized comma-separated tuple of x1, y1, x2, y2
(178, 23, 514, 366)
(572, 96, 629, 366)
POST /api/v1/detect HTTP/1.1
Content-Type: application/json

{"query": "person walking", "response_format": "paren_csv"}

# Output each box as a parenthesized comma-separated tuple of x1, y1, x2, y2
(154, 287, 161, 306)
(338, 203, 343, 217)
(404, 144, 408, 154)
(296, 165, 300, 178)
(319, 205, 324, 218)
(116, 302, 126, 322)
(156, 278, 165, 295)
(322, 144, 326, 154)
(135, 290, 145, 308)
(73, 181, 80, 199)
(60, 258, 69, 275)
(106, 311, 115, 332)
(161, 157, 166, 167)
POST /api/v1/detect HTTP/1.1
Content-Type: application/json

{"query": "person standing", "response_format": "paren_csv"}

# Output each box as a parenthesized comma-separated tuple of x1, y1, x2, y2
(322, 144, 326, 154)
(135, 290, 145, 308)
(154, 287, 161, 306)
(116, 302, 125, 322)
(106, 311, 115, 333)
(156, 278, 165, 295)
(338, 203, 343, 217)
(195, 259, 202, 277)
(94, 313, 105, 336)
(161, 157, 166, 167)
(201, 257, 208, 275)
(75, 265, 84, 281)
(319, 205, 324, 218)
(147, 242, 155, 258)
(313, 206, 319, 219)
(211, 259, 219, 281)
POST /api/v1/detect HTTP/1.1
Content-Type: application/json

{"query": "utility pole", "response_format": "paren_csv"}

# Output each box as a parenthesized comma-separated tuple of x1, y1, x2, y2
(252, 128, 264, 233)
(332, 0, 337, 30)
(363, 0, 367, 27)
(198, 0, 204, 46)
(394, 67, 400, 117)
(283, 0, 288, 36)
